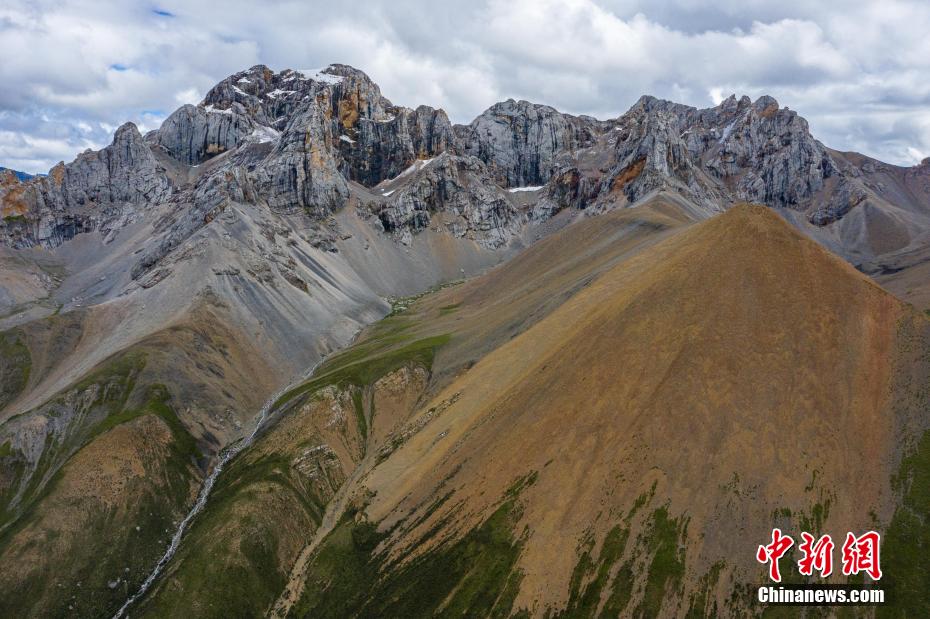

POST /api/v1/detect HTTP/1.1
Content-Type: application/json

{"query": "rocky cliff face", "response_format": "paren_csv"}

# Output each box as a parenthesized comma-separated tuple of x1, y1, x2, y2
(150, 104, 256, 166)
(679, 94, 867, 225)
(2, 62, 926, 263)
(158, 63, 456, 188)
(1, 123, 171, 248)
(338, 104, 456, 187)
(456, 99, 602, 187)
(375, 153, 522, 248)
(530, 93, 880, 232)
(251, 86, 349, 217)
(1, 64, 473, 254)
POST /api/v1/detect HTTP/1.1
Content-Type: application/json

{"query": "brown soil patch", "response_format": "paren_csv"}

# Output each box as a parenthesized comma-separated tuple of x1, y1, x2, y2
(610, 156, 646, 193)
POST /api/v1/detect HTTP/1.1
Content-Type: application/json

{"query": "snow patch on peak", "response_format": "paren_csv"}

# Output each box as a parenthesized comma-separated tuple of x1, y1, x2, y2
(249, 126, 280, 144)
(397, 157, 435, 179)
(297, 67, 344, 85)
(507, 185, 544, 193)
(203, 104, 233, 115)
(266, 88, 295, 99)
(719, 120, 738, 144)
(377, 157, 438, 187)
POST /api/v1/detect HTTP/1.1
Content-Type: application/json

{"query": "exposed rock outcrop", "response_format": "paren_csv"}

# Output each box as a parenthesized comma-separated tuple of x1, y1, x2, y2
(1, 123, 171, 248)
(338, 104, 455, 186)
(251, 87, 349, 217)
(538, 94, 875, 226)
(150, 104, 256, 165)
(456, 99, 601, 187)
(182, 63, 455, 187)
(376, 153, 522, 248)
(1, 63, 923, 263)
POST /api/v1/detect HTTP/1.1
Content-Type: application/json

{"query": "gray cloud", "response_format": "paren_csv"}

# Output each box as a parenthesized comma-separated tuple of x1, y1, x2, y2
(2, 0, 930, 173)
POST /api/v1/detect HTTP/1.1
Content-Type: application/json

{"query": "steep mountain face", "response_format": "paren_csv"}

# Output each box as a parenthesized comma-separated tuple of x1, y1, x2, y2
(5, 63, 930, 268)
(152, 63, 457, 188)
(455, 99, 604, 187)
(375, 153, 523, 248)
(1, 124, 170, 248)
(622, 94, 843, 217)
(2, 62, 930, 618)
(536, 94, 903, 235)
(133, 197, 697, 619)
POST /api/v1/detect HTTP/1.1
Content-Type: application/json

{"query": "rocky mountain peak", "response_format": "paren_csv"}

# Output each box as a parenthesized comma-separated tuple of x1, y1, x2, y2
(716, 93, 752, 114)
(2, 62, 923, 268)
(751, 94, 779, 115)
(0, 169, 21, 186)
(456, 97, 602, 187)
(322, 62, 374, 81)
(113, 121, 143, 140)
(629, 94, 694, 118)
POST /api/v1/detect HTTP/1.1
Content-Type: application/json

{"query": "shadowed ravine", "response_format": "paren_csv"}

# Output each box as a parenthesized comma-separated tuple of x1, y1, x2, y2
(112, 331, 362, 619)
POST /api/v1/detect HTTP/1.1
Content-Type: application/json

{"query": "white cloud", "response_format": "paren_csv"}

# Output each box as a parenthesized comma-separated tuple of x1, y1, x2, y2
(174, 88, 201, 106)
(2, 0, 930, 172)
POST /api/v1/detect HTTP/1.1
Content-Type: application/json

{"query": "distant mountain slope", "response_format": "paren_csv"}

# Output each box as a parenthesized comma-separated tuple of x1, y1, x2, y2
(0, 181, 510, 616)
(355, 202, 923, 616)
(0, 167, 36, 182)
(303, 203, 928, 617)
(132, 195, 697, 618)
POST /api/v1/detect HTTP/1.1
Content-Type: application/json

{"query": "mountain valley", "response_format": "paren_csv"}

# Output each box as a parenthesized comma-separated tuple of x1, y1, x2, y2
(1, 63, 929, 617)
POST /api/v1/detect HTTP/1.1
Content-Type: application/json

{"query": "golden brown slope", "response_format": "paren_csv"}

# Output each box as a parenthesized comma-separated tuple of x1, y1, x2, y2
(293, 204, 930, 617)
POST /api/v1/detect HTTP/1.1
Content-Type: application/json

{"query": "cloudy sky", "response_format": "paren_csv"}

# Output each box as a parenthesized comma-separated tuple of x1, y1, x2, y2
(2, 0, 930, 174)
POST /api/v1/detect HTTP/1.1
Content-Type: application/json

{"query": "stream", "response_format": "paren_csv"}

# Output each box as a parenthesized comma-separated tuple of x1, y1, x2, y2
(112, 356, 329, 619)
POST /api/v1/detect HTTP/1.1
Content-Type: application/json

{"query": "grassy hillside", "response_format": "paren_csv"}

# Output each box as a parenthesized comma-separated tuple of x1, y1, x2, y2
(0, 353, 201, 617)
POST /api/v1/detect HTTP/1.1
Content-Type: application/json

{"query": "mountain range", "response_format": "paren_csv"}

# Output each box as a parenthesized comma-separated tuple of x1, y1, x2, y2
(1, 63, 929, 617)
